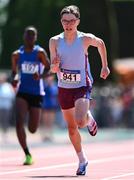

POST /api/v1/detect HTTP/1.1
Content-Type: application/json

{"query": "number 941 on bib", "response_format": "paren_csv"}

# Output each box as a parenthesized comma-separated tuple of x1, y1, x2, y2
(60, 69, 81, 83)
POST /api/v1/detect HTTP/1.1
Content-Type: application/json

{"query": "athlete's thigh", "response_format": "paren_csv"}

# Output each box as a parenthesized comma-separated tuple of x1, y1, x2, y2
(29, 107, 41, 129)
(62, 108, 77, 128)
(75, 98, 90, 120)
(28, 94, 43, 130)
(16, 97, 28, 121)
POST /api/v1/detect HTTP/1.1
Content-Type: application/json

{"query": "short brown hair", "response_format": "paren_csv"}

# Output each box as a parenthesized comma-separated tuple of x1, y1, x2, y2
(60, 5, 80, 19)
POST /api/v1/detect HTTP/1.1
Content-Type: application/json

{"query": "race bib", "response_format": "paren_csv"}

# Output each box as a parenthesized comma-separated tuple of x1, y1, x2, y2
(60, 69, 81, 83)
(21, 62, 39, 74)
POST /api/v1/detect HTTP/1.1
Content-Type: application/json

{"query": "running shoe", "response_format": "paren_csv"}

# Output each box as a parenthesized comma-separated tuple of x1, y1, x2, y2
(76, 161, 88, 175)
(87, 120, 98, 136)
(23, 154, 33, 165)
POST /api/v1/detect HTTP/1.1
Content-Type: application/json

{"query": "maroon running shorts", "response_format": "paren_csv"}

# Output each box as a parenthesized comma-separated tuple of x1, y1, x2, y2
(58, 86, 92, 110)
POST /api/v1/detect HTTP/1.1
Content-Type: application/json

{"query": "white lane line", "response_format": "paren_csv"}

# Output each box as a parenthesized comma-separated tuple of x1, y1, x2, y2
(0, 163, 77, 175)
(0, 155, 134, 175)
(101, 172, 134, 180)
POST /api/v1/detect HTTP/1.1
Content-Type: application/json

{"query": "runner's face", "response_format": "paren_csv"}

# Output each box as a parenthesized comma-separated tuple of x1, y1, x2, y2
(24, 29, 37, 47)
(61, 13, 79, 33)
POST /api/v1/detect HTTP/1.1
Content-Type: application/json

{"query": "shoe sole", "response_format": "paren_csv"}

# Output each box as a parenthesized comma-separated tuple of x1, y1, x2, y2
(23, 162, 33, 165)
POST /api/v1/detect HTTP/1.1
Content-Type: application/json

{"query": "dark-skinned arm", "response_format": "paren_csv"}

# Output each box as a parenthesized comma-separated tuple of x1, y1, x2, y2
(33, 49, 52, 80)
(10, 51, 19, 88)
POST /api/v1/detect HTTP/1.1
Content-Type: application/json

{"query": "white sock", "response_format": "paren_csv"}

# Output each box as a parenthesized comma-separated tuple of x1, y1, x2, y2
(87, 110, 95, 128)
(77, 149, 88, 164)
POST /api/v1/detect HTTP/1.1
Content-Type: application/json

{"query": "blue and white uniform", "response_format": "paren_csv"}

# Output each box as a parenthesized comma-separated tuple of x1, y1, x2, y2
(56, 31, 93, 89)
(17, 45, 45, 95)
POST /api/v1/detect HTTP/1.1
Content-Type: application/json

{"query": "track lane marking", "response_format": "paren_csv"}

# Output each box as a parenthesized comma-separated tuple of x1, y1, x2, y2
(101, 172, 134, 180)
(0, 155, 133, 175)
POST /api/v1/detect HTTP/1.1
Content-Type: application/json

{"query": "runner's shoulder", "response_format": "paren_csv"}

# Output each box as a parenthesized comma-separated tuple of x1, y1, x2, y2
(79, 31, 96, 39)
(50, 33, 63, 42)
(12, 49, 20, 60)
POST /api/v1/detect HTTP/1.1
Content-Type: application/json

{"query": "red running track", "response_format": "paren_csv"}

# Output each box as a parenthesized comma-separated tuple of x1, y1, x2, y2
(0, 140, 134, 180)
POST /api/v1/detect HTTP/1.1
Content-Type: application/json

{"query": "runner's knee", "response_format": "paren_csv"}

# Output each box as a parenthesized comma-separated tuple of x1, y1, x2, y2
(28, 126, 37, 133)
(76, 119, 87, 128)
